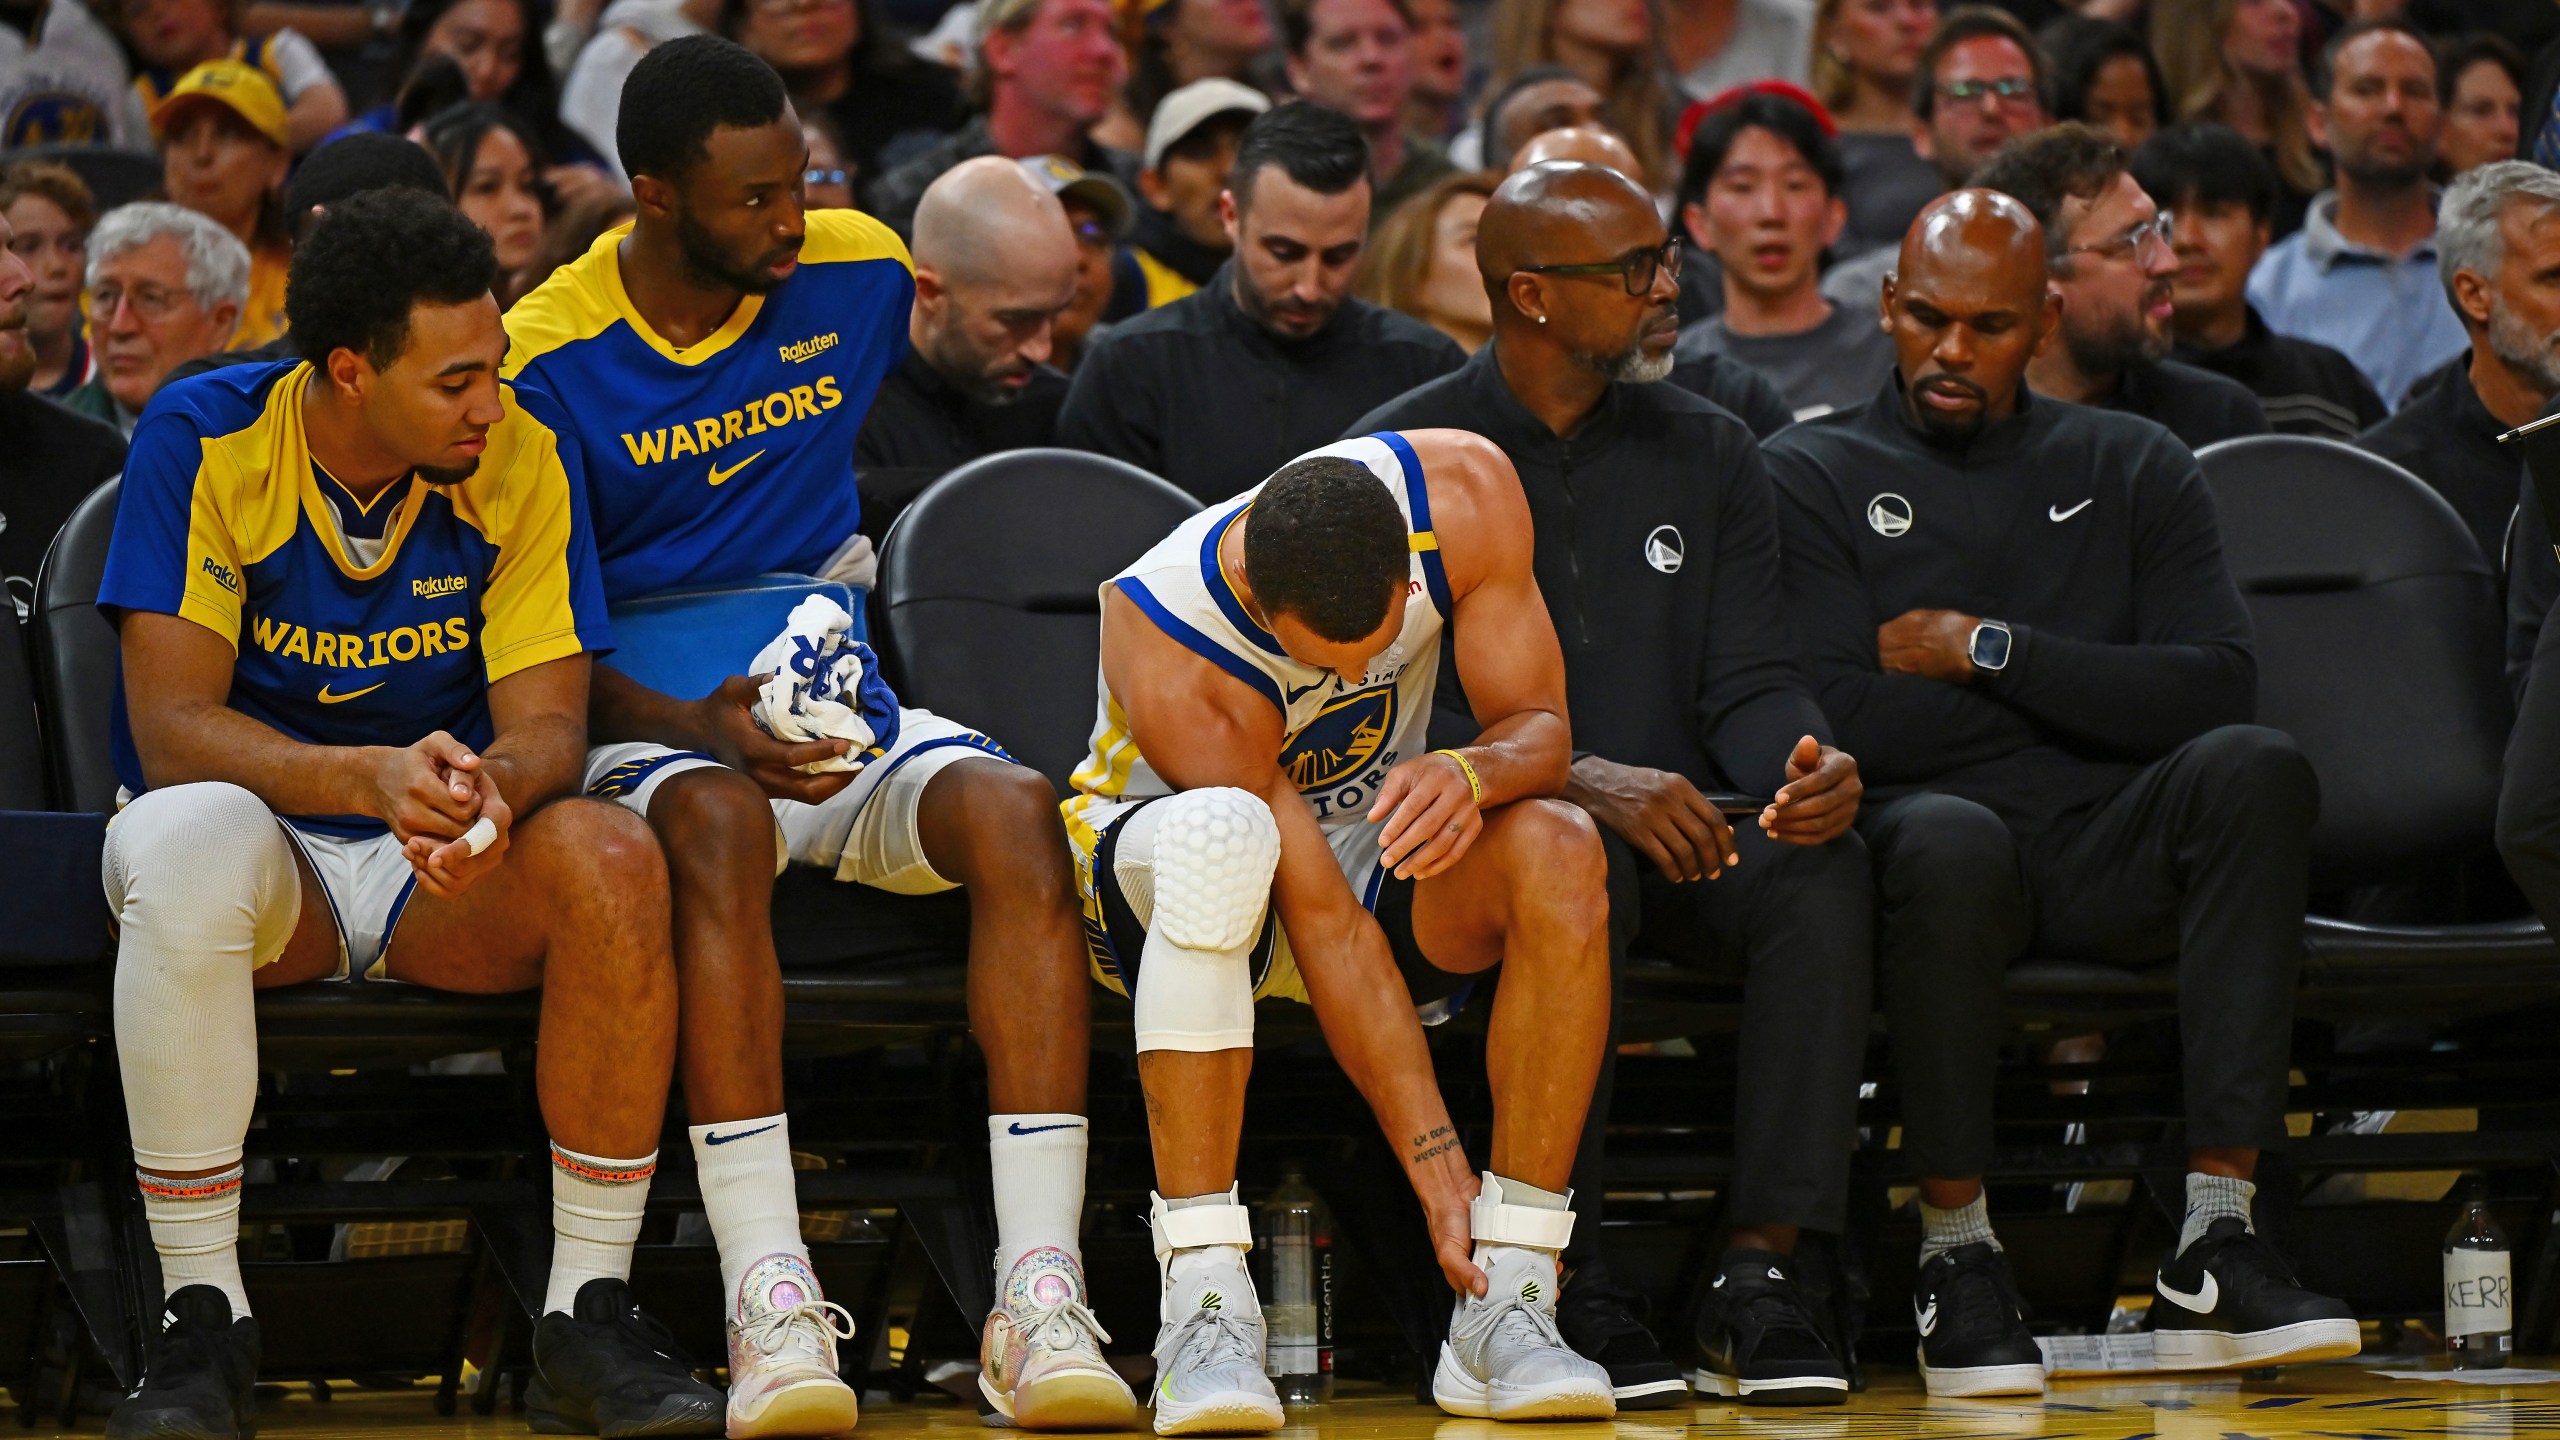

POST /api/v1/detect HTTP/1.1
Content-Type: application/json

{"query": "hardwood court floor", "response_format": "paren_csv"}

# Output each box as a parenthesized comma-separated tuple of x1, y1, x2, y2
(30, 1363, 2560, 1440)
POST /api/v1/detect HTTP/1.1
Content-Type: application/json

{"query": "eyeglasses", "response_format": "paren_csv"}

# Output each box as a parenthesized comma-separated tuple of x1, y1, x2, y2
(92, 283, 188, 323)
(1936, 76, 2038, 107)
(1515, 235, 1682, 296)
(2071, 210, 2175, 262)
(1066, 215, 1113, 248)
(805, 167, 848, 188)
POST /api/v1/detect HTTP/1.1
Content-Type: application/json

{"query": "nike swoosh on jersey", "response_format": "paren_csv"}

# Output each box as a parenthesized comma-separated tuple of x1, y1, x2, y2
(2049, 499, 2094, 522)
(704, 1122, 781, 1145)
(317, 682, 387, 704)
(2154, 1269, 2219, 1313)
(708, 449, 767, 487)
(1284, 679, 1327, 705)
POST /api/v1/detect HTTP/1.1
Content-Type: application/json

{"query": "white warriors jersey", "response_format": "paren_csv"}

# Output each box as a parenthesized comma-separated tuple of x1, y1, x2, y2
(1066, 432, 1456, 898)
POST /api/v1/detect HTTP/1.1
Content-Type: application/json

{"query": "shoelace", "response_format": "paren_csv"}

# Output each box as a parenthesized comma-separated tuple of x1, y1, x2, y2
(2204, 1230, 2305, 1300)
(1937, 1256, 2028, 1344)
(1452, 1286, 1574, 1356)
(740, 1297, 858, 1364)
(1015, 1294, 1114, 1356)
(1161, 1303, 1262, 1382)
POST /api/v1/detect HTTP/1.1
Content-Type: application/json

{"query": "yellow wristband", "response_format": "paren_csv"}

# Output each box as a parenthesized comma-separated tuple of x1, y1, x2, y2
(1433, 748, 1484, 805)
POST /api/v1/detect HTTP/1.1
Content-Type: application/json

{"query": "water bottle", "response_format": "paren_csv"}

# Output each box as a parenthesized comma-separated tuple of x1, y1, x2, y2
(2444, 1180, 2512, 1369)
(1258, 1167, 1334, 1404)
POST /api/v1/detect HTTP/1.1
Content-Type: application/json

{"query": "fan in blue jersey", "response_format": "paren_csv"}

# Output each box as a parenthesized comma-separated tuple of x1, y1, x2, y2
(502, 37, 1134, 1436)
(95, 190, 721, 1440)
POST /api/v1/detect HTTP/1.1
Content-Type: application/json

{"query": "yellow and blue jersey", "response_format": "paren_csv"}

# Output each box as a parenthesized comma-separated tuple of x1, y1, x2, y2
(97, 359, 613, 837)
(502, 212, 915, 602)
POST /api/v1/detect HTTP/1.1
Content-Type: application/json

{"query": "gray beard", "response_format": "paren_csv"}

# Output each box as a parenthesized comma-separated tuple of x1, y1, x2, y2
(2487, 303, 2560, 396)
(1575, 341, 1674, 384)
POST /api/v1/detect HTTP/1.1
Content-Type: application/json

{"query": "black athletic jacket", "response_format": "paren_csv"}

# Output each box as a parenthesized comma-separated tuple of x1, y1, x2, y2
(1765, 377, 2257, 834)
(1353, 344, 1830, 798)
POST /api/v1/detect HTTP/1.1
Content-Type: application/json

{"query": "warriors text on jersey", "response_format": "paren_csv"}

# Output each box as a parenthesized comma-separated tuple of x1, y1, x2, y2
(501, 211, 915, 601)
(97, 360, 612, 836)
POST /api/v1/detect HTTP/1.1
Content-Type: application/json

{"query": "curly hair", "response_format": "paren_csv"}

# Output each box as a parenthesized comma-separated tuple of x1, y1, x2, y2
(1243, 454, 1409, 645)
(287, 187, 497, 368)
(616, 35, 789, 183)
(1971, 121, 2124, 271)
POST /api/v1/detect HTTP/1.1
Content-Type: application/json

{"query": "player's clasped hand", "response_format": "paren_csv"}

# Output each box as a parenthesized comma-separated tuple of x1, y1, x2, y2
(371, 731, 512, 898)
(1373, 752, 1483, 880)
(1760, 735, 1863, 846)
(697, 673, 858, 804)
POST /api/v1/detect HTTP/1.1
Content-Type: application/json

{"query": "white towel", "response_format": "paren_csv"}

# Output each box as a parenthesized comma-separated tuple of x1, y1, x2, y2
(749, 596, 876, 774)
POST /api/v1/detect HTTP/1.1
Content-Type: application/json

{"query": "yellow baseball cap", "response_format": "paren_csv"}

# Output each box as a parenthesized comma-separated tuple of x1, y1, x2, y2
(150, 59, 290, 151)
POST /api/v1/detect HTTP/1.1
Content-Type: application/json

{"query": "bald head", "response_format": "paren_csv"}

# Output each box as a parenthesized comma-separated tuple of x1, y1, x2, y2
(912, 155, 1078, 287)
(1895, 188, 2048, 313)
(1884, 189, 2058, 442)
(1508, 125, 1641, 181)
(1478, 160, 1658, 286)
(909, 155, 1082, 404)
(1480, 161, 1680, 392)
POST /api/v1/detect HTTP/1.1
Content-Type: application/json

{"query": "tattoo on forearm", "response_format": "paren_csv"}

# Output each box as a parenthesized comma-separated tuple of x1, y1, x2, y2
(1410, 1125, 1460, 1164)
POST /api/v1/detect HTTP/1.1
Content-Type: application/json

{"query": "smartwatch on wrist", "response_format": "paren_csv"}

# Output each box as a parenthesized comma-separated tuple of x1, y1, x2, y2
(1968, 619, 2013, 672)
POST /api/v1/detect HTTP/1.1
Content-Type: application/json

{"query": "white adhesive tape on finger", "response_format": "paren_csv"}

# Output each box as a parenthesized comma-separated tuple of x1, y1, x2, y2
(462, 816, 498, 856)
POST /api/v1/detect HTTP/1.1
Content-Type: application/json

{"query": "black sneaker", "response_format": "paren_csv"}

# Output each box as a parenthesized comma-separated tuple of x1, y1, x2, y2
(1913, 1244, 2043, 1398)
(106, 1286, 260, 1440)
(1558, 1260, 1689, 1409)
(2148, 1219, 2361, 1371)
(1688, 1248, 1846, 1406)
(527, 1278, 725, 1437)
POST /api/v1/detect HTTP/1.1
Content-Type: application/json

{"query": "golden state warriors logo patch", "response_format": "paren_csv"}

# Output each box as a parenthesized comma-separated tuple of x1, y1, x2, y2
(1280, 686, 1398, 794)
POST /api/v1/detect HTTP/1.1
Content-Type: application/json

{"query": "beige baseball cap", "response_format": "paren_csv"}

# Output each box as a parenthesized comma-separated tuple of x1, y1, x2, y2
(1143, 77, 1270, 172)
(1016, 154, 1136, 238)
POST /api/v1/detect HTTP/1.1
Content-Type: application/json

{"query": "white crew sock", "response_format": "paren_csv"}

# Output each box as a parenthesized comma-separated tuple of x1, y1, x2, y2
(1919, 1193, 2000, 1264)
(989, 1114, 1087, 1283)
(689, 1114, 808, 1307)
(2180, 1172, 2255, 1253)
(546, 1143, 656, 1314)
(139, 1166, 250, 1318)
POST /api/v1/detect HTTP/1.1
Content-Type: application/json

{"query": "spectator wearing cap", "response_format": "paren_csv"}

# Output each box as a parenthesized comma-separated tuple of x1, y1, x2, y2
(1811, 0, 1942, 258)
(0, 0, 153, 148)
(1058, 103, 1461, 502)
(1020, 150, 1154, 330)
(63, 203, 248, 433)
(0, 161, 98, 401)
(1281, 0, 1456, 222)
(1674, 89, 1895, 423)
(151, 58, 292, 349)
(863, 0, 1139, 233)
(2132, 122, 2384, 440)
(857, 157, 1080, 523)
(1976, 123, 2268, 449)
(0, 200, 124, 621)
(119, 0, 346, 150)
(2248, 21, 2466, 411)
(1819, 6, 2050, 311)
(1134, 78, 1269, 303)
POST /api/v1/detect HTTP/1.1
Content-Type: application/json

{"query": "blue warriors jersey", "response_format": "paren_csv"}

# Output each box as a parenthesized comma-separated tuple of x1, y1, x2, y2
(501, 211, 915, 602)
(98, 360, 613, 837)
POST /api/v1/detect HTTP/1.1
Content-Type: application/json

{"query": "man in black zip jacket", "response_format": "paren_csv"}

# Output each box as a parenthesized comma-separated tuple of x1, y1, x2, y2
(1766, 189, 2353, 1400)
(1355, 161, 1873, 1410)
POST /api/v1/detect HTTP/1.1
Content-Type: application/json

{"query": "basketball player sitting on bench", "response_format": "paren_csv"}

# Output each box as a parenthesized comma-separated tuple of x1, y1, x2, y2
(1062, 431, 1617, 1433)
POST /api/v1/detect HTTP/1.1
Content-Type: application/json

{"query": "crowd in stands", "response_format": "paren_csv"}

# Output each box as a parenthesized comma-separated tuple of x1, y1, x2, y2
(7, 0, 2560, 1422)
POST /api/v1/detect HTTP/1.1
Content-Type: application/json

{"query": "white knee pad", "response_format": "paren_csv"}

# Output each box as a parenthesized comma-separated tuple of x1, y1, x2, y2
(1128, 788, 1278, 1055)
(104, 783, 299, 1171)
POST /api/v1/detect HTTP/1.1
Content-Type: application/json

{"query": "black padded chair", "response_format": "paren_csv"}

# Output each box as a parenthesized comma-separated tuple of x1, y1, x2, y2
(0, 611, 49, 811)
(874, 447, 1203, 793)
(31, 479, 121, 815)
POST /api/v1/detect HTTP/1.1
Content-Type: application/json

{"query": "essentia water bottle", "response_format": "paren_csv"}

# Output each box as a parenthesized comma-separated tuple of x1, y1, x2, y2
(2444, 1180, 2513, 1369)
(1259, 1167, 1334, 1404)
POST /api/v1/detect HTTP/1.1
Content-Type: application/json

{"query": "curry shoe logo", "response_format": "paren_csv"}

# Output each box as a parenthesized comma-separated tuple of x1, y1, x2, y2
(777, 332, 839, 364)
(1198, 1292, 1224, 1311)
(1279, 686, 1397, 793)
(1644, 525, 1684, 573)
(1867, 492, 1915, 538)
(1519, 1279, 1541, 1305)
